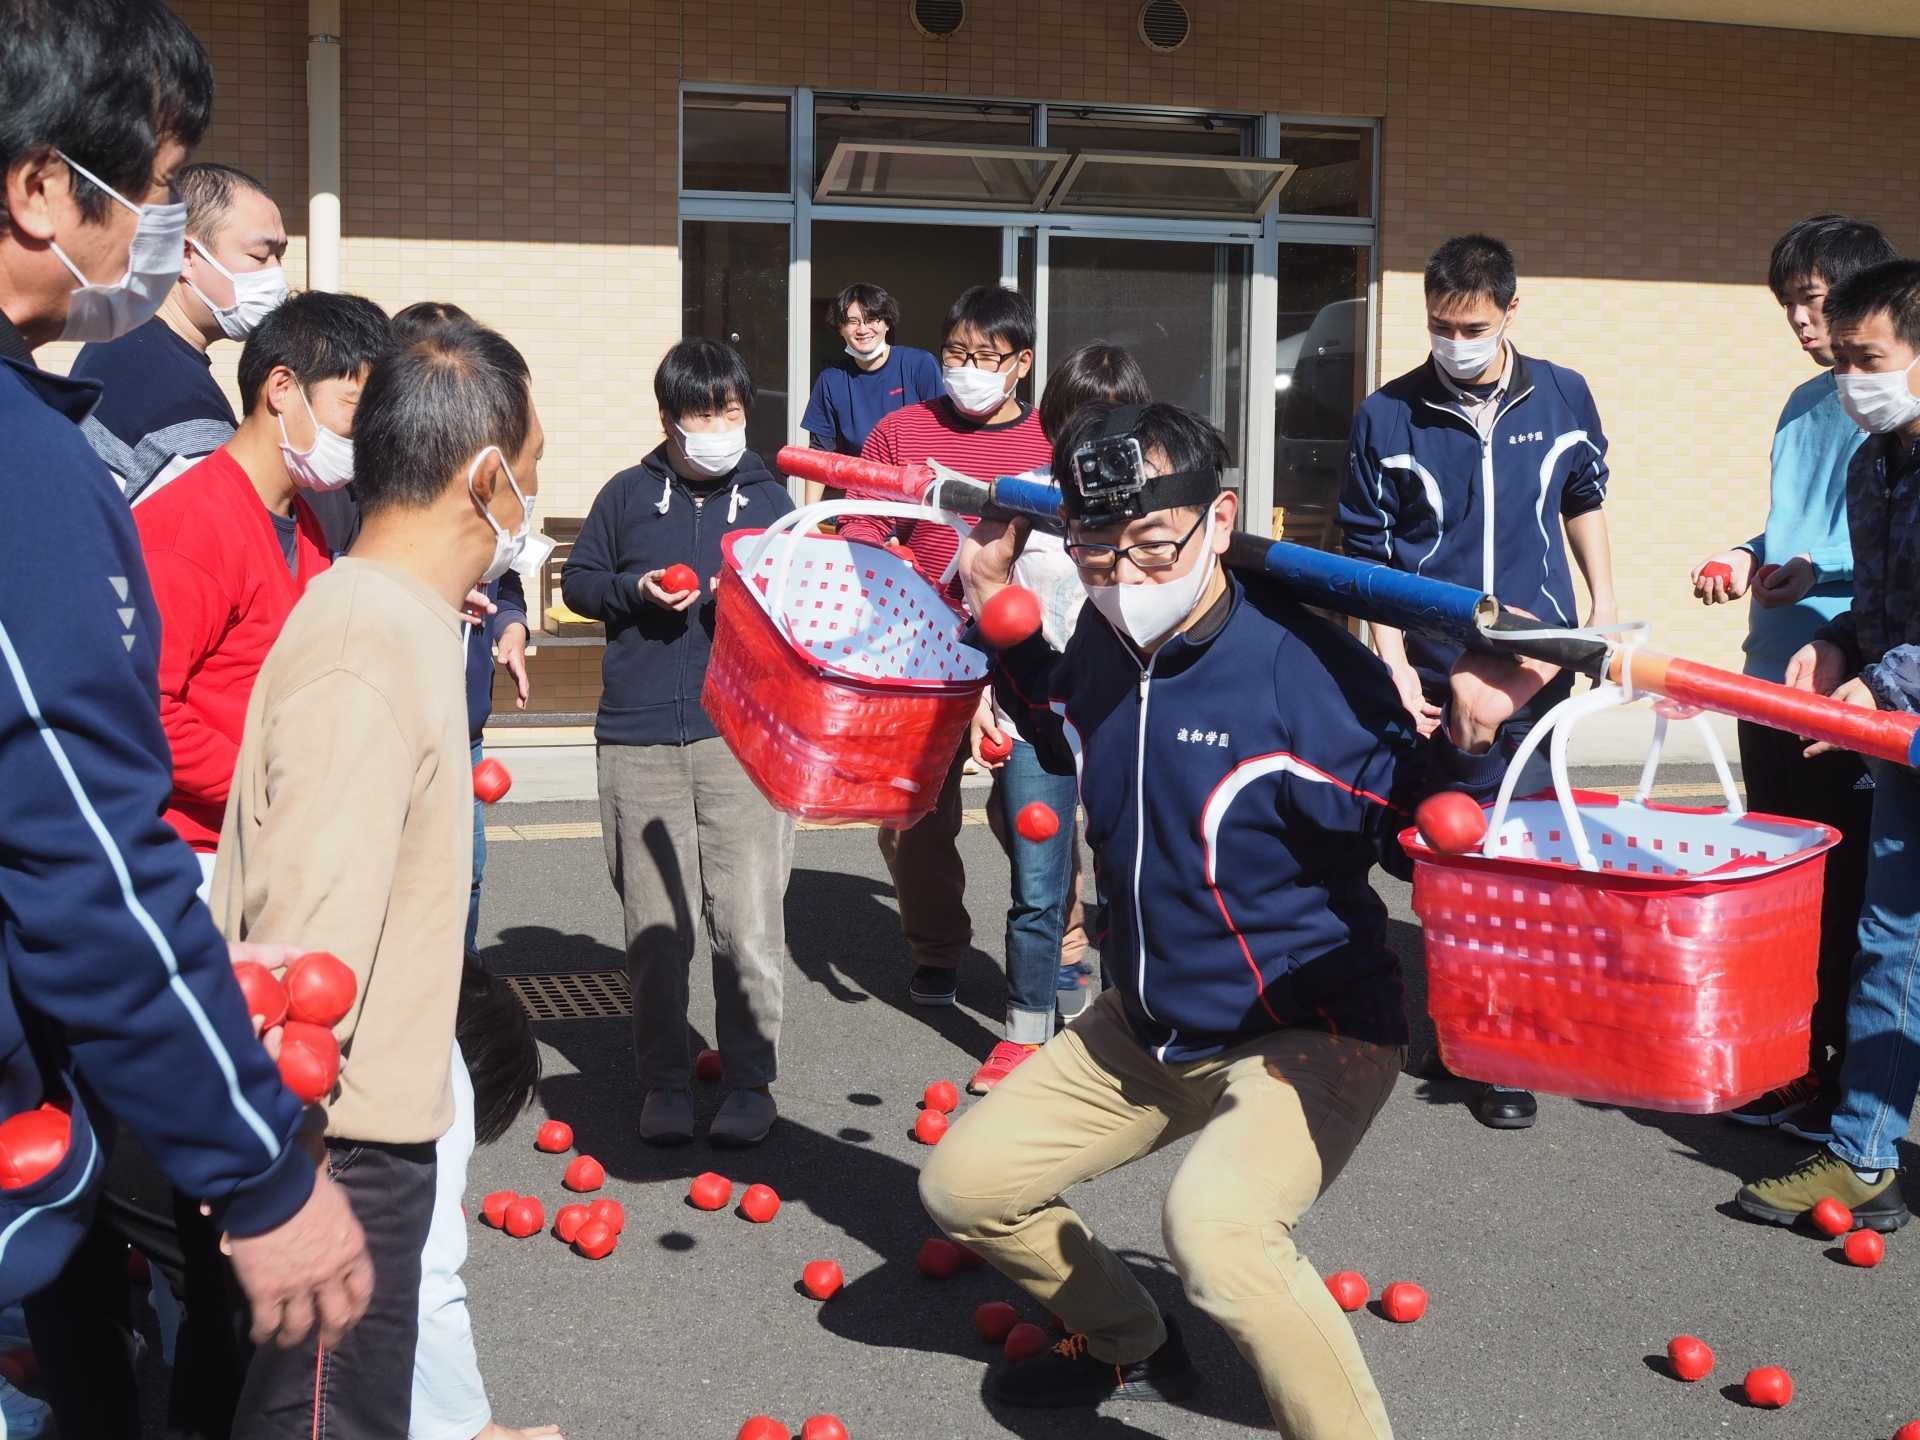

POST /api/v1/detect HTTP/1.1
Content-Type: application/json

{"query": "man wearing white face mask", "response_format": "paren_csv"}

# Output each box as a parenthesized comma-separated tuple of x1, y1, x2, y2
(939, 401, 1548, 1434)
(1339, 233, 1619, 1132)
(134, 290, 394, 895)
(564, 337, 796, 1148)
(798, 281, 942, 503)
(215, 319, 545, 1439)
(71, 162, 305, 516)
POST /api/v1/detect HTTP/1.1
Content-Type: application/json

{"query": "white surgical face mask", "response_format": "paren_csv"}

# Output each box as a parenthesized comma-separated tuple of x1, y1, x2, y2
(510, 528, 558, 582)
(1083, 511, 1220, 650)
(51, 151, 187, 344)
(1835, 357, 1920, 434)
(944, 363, 1012, 418)
(469, 445, 535, 585)
(277, 386, 356, 492)
(674, 423, 747, 478)
(1430, 326, 1504, 382)
(185, 238, 288, 340)
(845, 338, 888, 361)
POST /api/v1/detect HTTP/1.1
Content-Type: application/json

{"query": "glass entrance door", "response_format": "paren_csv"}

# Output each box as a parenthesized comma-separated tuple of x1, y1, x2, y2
(1045, 235, 1250, 491)
(681, 220, 790, 467)
(808, 220, 1005, 387)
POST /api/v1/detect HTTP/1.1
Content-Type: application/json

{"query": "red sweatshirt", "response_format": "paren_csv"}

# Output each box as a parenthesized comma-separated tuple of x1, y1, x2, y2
(842, 396, 1052, 603)
(134, 447, 331, 850)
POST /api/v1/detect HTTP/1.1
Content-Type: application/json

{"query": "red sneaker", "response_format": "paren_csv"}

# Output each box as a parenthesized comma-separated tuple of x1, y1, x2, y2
(968, 1041, 1039, 1095)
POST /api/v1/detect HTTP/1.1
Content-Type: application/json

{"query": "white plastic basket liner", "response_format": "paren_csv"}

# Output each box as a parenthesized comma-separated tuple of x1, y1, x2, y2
(734, 499, 988, 688)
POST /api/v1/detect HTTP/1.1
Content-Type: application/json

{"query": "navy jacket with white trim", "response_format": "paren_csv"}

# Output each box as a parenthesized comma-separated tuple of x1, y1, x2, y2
(1339, 349, 1610, 684)
(995, 571, 1506, 1063)
(0, 339, 312, 1305)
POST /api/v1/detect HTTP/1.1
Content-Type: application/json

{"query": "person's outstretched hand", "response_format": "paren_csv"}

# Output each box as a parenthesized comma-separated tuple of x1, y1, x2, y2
(1447, 649, 1558, 754)
(224, 1163, 373, 1350)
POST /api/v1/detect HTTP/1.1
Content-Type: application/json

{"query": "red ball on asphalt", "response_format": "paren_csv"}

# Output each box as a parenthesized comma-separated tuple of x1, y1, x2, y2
(535, 1119, 574, 1153)
(1742, 1365, 1793, 1409)
(284, 951, 357, 1027)
(1810, 1196, 1853, 1238)
(1414, 791, 1487, 854)
(503, 1196, 544, 1238)
(1380, 1282, 1427, 1323)
(975, 1301, 1020, 1343)
(1324, 1271, 1369, 1313)
(922, 1080, 959, 1114)
(1894, 1422, 1920, 1440)
(695, 1048, 724, 1083)
(661, 563, 700, 596)
(563, 1155, 606, 1192)
(1843, 1228, 1885, 1267)
(1002, 1322, 1050, 1364)
(740, 1183, 781, 1223)
(689, 1172, 732, 1211)
(800, 1416, 849, 1440)
(231, 961, 288, 1029)
(979, 729, 1013, 763)
(801, 1259, 845, 1301)
(913, 1109, 949, 1145)
(276, 1021, 340, 1103)
(588, 1198, 625, 1235)
(952, 1242, 985, 1270)
(481, 1190, 516, 1228)
(735, 1419, 786, 1440)
(1014, 802, 1059, 844)
(471, 757, 513, 805)
(916, 1238, 964, 1280)
(553, 1204, 591, 1244)
(979, 586, 1043, 649)
(573, 1218, 617, 1260)
(1665, 1335, 1714, 1382)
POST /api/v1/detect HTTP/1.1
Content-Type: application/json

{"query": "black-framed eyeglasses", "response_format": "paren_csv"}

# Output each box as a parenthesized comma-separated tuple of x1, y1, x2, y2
(1065, 509, 1208, 576)
(941, 344, 1021, 372)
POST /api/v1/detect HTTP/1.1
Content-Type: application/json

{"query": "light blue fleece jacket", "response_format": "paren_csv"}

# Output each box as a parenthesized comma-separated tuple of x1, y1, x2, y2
(1740, 371, 1863, 683)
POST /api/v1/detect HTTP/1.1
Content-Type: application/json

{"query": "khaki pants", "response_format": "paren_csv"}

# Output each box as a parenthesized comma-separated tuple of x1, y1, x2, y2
(920, 990, 1403, 1439)
(597, 738, 793, 1089)
(876, 741, 972, 968)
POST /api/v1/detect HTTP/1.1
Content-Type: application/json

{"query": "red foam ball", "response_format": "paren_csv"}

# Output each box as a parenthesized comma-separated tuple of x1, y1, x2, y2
(913, 1109, 949, 1145)
(974, 1300, 1020, 1343)
(740, 1183, 781, 1223)
(231, 961, 288, 1029)
(573, 1218, 617, 1260)
(502, 1195, 544, 1238)
(1014, 802, 1059, 844)
(1893, 1422, 1920, 1440)
(1742, 1365, 1793, 1409)
(916, 1237, 964, 1280)
(689, 1171, 733, 1211)
(553, 1204, 591, 1244)
(0, 1104, 70, 1191)
(695, 1048, 724, 1083)
(1413, 791, 1487, 854)
(562, 1155, 606, 1192)
(1665, 1335, 1714, 1382)
(1380, 1281, 1427, 1323)
(1843, 1228, 1885, 1267)
(284, 951, 357, 1027)
(1324, 1271, 1369, 1313)
(978, 729, 1013, 764)
(1002, 1322, 1050, 1363)
(979, 586, 1042, 649)
(276, 1021, 340, 1103)
(735, 1419, 786, 1440)
(1698, 560, 1734, 586)
(922, 1080, 959, 1114)
(1810, 1196, 1853, 1238)
(661, 563, 700, 596)
(480, 1191, 516, 1228)
(800, 1416, 849, 1440)
(801, 1259, 845, 1300)
(588, 1198, 625, 1235)
(535, 1119, 574, 1153)
(472, 757, 513, 804)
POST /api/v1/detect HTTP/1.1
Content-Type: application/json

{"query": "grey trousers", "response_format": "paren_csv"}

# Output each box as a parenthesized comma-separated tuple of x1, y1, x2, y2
(597, 737, 793, 1089)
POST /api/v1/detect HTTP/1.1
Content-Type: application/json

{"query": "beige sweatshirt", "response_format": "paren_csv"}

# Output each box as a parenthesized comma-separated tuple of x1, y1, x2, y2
(213, 558, 471, 1144)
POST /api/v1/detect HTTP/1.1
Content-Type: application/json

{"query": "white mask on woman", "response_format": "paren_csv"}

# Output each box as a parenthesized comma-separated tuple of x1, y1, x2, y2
(674, 423, 748, 478)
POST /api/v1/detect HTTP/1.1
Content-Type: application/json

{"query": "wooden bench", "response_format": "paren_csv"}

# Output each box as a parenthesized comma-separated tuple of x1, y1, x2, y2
(537, 517, 604, 638)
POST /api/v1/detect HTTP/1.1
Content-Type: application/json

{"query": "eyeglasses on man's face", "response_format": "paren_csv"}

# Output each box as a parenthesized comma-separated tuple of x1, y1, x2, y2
(1065, 509, 1209, 576)
(941, 344, 1022, 373)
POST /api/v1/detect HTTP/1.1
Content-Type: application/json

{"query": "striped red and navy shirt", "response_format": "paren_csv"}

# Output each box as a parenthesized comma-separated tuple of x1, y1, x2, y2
(842, 397, 1052, 605)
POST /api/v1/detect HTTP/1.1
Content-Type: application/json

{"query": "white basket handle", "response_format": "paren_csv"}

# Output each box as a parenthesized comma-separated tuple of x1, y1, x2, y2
(739, 499, 972, 643)
(1482, 683, 1742, 872)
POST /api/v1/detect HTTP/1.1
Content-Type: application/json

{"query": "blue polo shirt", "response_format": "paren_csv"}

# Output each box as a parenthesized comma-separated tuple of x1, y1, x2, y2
(801, 345, 943, 456)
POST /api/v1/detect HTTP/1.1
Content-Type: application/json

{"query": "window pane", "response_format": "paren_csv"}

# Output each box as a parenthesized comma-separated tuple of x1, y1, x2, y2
(683, 93, 790, 194)
(1050, 155, 1293, 218)
(681, 221, 790, 469)
(817, 143, 1066, 210)
(1276, 124, 1372, 218)
(1044, 110, 1252, 157)
(1048, 238, 1249, 494)
(1274, 244, 1370, 548)
(815, 96, 1036, 190)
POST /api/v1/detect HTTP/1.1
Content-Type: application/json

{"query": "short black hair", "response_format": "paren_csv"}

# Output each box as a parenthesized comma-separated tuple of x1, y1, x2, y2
(175, 162, 272, 244)
(456, 957, 539, 1146)
(391, 300, 474, 344)
(655, 336, 753, 420)
(1767, 214, 1899, 303)
(828, 281, 898, 331)
(1425, 234, 1517, 312)
(238, 292, 394, 416)
(942, 284, 1035, 354)
(1824, 258, 1920, 353)
(0, 0, 213, 232)
(1038, 343, 1151, 445)
(353, 320, 533, 517)
(1055, 400, 1231, 524)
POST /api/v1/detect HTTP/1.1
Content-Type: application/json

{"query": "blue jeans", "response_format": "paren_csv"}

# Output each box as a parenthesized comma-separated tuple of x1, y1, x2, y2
(1830, 760, 1920, 1172)
(465, 739, 485, 956)
(992, 740, 1083, 1045)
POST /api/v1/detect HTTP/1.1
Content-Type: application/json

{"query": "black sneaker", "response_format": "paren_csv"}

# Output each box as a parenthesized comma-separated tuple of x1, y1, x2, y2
(991, 1315, 1199, 1408)
(1780, 1103, 1836, 1146)
(909, 965, 958, 1007)
(1473, 1085, 1537, 1130)
(1727, 1072, 1820, 1128)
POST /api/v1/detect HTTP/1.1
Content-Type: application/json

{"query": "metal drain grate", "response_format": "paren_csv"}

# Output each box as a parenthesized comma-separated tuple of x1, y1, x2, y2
(505, 970, 632, 1021)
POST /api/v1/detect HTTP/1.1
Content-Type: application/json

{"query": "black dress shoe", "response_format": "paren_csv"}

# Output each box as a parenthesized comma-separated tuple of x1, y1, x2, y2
(1474, 1084, 1537, 1129)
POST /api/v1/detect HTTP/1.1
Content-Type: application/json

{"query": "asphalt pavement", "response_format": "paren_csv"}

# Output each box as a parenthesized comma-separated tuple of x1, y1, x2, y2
(459, 772, 1919, 1440)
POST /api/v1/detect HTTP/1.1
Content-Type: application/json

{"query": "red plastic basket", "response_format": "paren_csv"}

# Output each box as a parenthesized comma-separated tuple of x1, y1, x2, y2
(1401, 689, 1840, 1113)
(703, 501, 988, 828)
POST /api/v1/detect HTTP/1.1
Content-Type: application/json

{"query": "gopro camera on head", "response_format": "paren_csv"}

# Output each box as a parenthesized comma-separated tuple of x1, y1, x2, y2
(1069, 433, 1149, 524)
